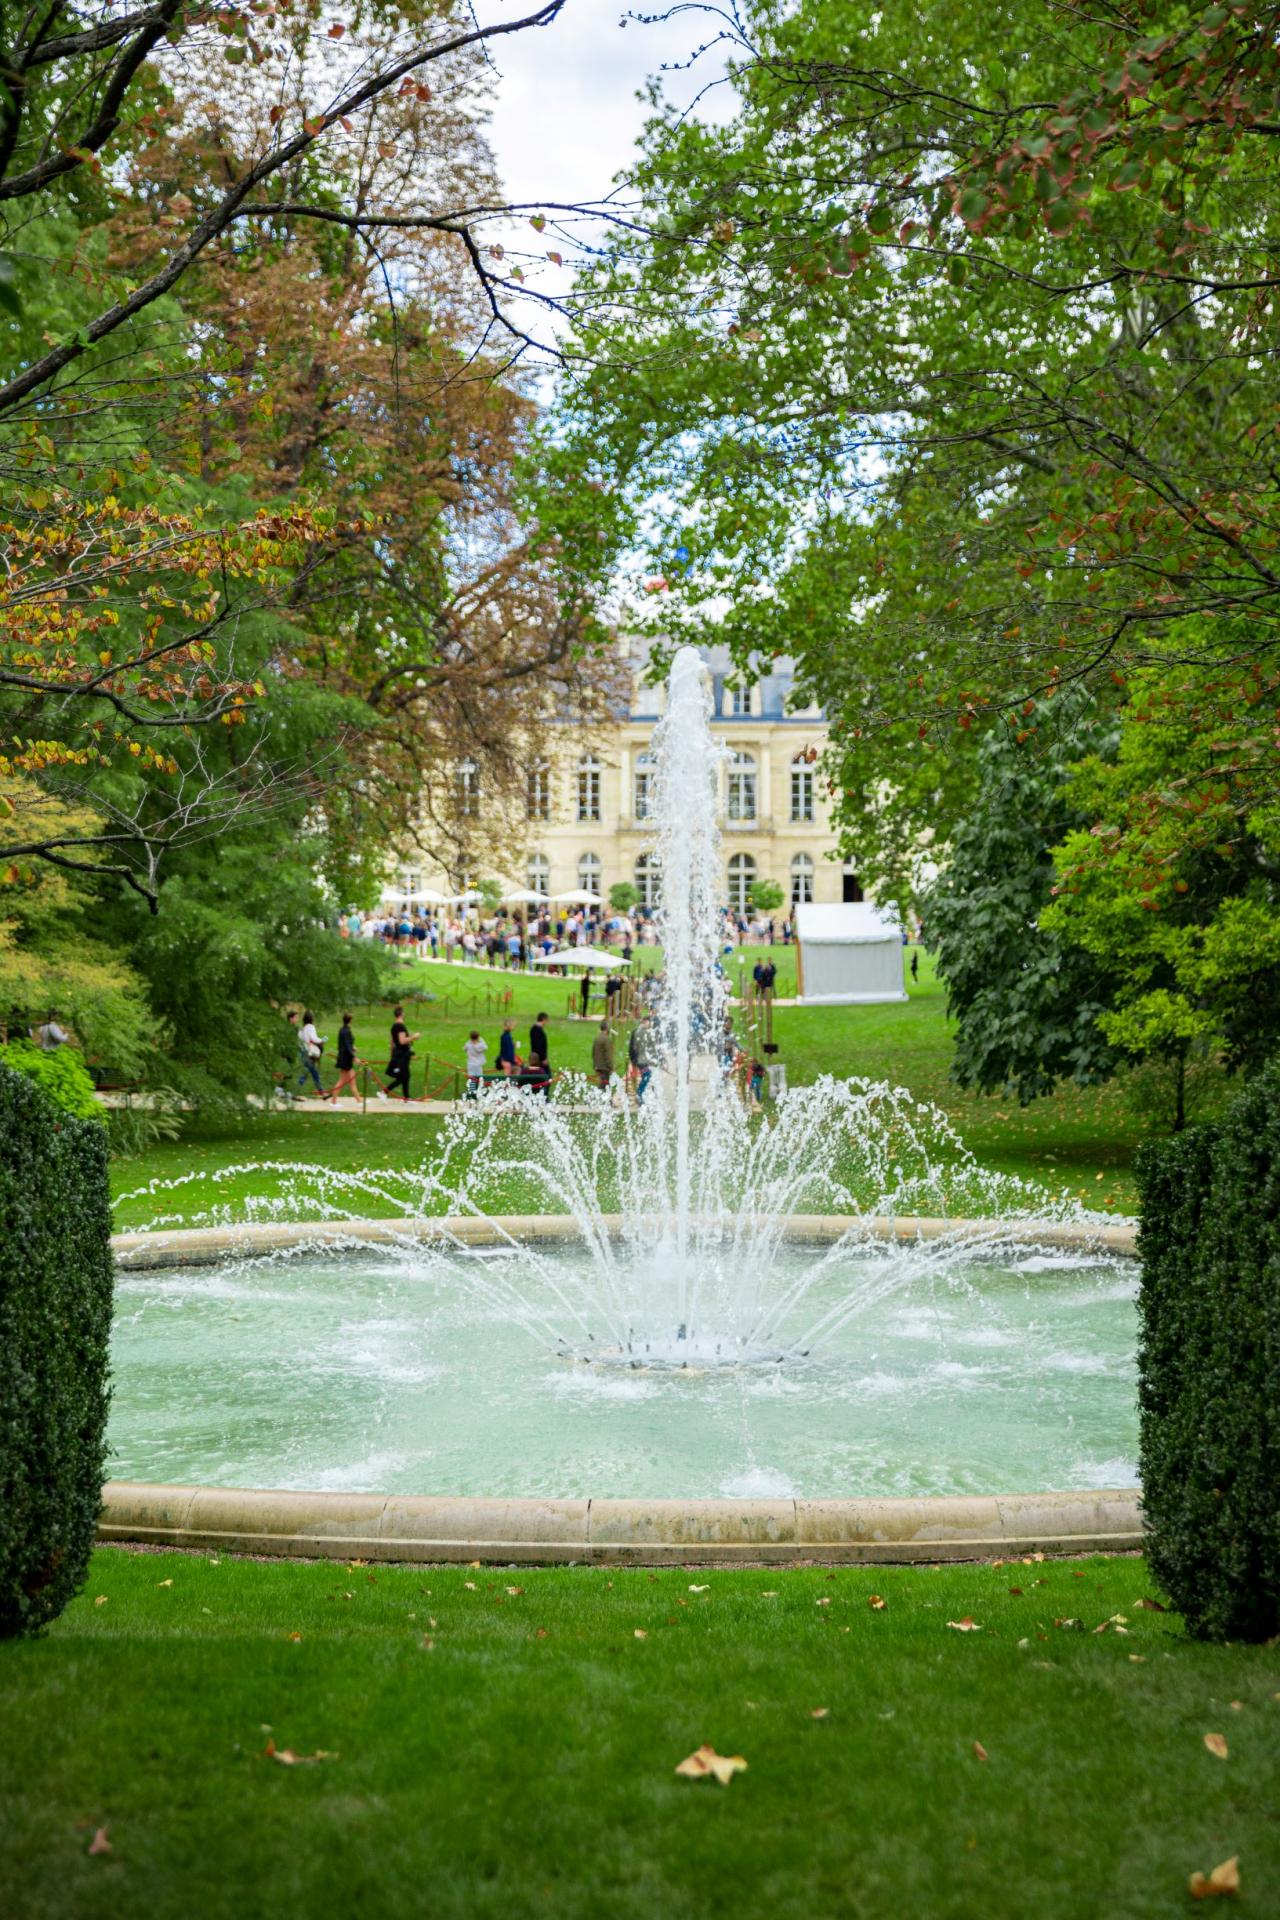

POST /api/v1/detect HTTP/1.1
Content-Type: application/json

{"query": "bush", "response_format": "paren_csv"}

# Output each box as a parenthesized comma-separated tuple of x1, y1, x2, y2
(0, 1062, 114, 1636)
(0, 1038, 103, 1122)
(1135, 1060, 1280, 1641)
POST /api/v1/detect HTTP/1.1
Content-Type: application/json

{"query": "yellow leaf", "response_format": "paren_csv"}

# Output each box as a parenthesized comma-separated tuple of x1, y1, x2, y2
(689, 1584, 709, 1593)
(972, 1740, 988, 1762)
(634, 1628, 648, 1640)
(1204, 1732, 1228, 1760)
(88, 1827, 112, 1856)
(947, 1618, 982, 1632)
(93, 1594, 107, 1606)
(868, 1594, 887, 1610)
(675, 1745, 748, 1787)
(1189, 1856, 1240, 1900)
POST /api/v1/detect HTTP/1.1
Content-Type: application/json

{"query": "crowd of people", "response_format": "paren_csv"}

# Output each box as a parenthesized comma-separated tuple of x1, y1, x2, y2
(336, 901, 795, 967)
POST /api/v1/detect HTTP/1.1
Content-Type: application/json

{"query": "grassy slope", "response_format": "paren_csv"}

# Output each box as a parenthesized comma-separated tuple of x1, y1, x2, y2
(2, 1551, 1276, 1920)
(112, 954, 1158, 1225)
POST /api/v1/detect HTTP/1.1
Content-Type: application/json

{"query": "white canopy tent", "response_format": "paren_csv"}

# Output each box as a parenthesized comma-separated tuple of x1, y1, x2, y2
(551, 888, 603, 906)
(379, 885, 449, 908)
(529, 947, 631, 969)
(501, 887, 549, 906)
(794, 902, 907, 1006)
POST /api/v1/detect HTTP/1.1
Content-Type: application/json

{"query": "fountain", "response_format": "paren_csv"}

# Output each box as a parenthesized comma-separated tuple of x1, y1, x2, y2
(104, 647, 1141, 1553)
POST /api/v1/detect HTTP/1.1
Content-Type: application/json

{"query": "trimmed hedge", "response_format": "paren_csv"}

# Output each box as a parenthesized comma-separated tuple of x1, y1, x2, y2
(0, 1039, 103, 1122)
(0, 1061, 114, 1636)
(1135, 1061, 1280, 1642)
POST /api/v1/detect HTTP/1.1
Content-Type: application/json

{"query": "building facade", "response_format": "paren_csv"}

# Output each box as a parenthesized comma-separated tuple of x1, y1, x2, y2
(399, 643, 852, 912)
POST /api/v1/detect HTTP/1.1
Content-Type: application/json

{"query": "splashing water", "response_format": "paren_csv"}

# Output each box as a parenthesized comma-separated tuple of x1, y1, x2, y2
(116, 645, 1124, 1381)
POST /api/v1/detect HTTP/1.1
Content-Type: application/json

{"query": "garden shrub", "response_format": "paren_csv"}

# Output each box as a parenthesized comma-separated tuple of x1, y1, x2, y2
(1135, 1060, 1280, 1641)
(0, 1062, 114, 1636)
(0, 1038, 102, 1122)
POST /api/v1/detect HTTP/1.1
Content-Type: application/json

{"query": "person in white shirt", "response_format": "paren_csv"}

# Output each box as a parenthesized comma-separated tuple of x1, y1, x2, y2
(37, 1011, 69, 1050)
(298, 1012, 326, 1095)
(464, 1030, 487, 1096)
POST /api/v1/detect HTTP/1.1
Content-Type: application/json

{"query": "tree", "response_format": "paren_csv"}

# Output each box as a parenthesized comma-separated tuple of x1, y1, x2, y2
(1043, 651, 1280, 1128)
(747, 878, 784, 914)
(922, 693, 1121, 1105)
(556, 0, 1280, 898)
(609, 881, 639, 913)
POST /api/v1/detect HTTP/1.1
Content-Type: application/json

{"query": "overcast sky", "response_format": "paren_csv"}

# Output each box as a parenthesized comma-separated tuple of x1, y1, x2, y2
(482, 1, 734, 211)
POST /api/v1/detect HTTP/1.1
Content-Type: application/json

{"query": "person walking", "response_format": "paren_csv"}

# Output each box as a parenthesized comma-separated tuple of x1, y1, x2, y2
(325, 1013, 362, 1102)
(386, 1005, 418, 1100)
(579, 967, 592, 1019)
(498, 1017, 518, 1076)
(911, 949, 919, 982)
(591, 1019, 616, 1091)
(630, 1014, 655, 1105)
(528, 1011, 551, 1095)
(36, 1009, 70, 1050)
(464, 1029, 488, 1097)
(297, 1010, 326, 1095)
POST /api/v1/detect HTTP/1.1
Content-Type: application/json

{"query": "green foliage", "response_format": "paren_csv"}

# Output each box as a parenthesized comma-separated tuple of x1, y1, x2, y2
(924, 693, 1120, 1104)
(0, 1040, 102, 1122)
(608, 881, 639, 913)
(1135, 1062, 1280, 1642)
(747, 878, 785, 914)
(1043, 657, 1280, 1095)
(0, 1063, 113, 1637)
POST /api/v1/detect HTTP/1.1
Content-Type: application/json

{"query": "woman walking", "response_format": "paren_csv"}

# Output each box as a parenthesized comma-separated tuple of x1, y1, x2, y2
(297, 1010, 326, 1096)
(325, 1013, 362, 1102)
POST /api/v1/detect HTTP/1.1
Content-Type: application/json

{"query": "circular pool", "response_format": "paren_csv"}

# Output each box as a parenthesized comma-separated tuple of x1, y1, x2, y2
(109, 1237, 1139, 1502)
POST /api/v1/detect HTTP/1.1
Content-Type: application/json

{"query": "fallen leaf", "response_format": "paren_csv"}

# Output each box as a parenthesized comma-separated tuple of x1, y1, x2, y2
(634, 1629, 648, 1640)
(93, 1595, 107, 1607)
(1204, 1732, 1229, 1760)
(287, 1631, 302, 1643)
(463, 1582, 477, 1592)
(868, 1594, 887, 1610)
(1008, 1587, 1024, 1597)
(421, 1635, 434, 1650)
(1017, 1637, 1030, 1650)
(1189, 1855, 1239, 1900)
(1054, 1618, 1084, 1631)
(689, 1584, 709, 1593)
(675, 1745, 748, 1787)
(972, 1741, 988, 1763)
(947, 1618, 981, 1632)
(810, 1707, 829, 1719)
(505, 1586, 524, 1597)
(467, 1560, 481, 1569)
(816, 1597, 831, 1608)
(88, 1827, 111, 1856)
(157, 1579, 173, 1588)
(1230, 1701, 1244, 1712)
(1133, 1596, 1167, 1612)
(264, 1740, 337, 1767)
(535, 1627, 548, 1639)
(1128, 1654, 1147, 1663)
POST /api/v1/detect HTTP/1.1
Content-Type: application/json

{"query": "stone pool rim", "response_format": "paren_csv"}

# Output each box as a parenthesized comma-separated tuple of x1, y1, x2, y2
(105, 1211, 1141, 1564)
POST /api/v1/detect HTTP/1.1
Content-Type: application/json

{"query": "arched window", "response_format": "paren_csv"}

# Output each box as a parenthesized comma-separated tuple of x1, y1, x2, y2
(790, 752, 815, 824)
(727, 851, 757, 913)
(790, 853, 815, 905)
(633, 750, 655, 822)
(635, 851, 662, 910)
(577, 852, 602, 897)
(526, 853, 550, 897)
(456, 757, 479, 818)
(727, 749, 757, 823)
(577, 753, 601, 822)
(526, 760, 550, 821)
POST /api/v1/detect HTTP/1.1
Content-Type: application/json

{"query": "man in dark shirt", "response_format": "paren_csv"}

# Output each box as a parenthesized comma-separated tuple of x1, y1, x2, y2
(386, 1005, 418, 1100)
(498, 1018, 518, 1075)
(527, 1012, 550, 1095)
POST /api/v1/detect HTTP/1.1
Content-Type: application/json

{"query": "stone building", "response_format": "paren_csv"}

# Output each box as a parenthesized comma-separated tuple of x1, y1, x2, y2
(397, 642, 853, 912)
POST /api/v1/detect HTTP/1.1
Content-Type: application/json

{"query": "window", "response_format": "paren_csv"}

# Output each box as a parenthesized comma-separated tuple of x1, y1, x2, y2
(398, 868, 421, 898)
(790, 753, 815, 824)
(633, 751, 655, 822)
(577, 754, 601, 822)
(790, 853, 814, 905)
(577, 852, 602, 897)
(724, 681, 751, 717)
(727, 749, 757, 823)
(635, 851, 662, 909)
(456, 757, 479, 818)
(727, 852, 757, 914)
(526, 853, 550, 897)
(526, 761, 550, 821)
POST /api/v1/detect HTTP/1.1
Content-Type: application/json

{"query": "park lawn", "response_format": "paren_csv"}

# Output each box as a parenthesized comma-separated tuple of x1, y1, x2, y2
(2, 1550, 1276, 1920)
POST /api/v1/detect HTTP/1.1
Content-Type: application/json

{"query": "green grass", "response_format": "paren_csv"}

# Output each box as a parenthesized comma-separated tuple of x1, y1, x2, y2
(3, 1550, 1276, 1920)
(112, 954, 1171, 1224)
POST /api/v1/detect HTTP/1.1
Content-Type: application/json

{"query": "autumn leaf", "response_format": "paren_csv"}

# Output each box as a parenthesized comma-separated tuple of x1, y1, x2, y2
(1133, 1597, 1167, 1612)
(1189, 1855, 1240, 1900)
(93, 1594, 107, 1607)
(1204, 1732, 1229, 1760)
(157, 1578, 173, 1588)
(947, 1618, 981, 1632)
(689, 1583, 709, 1593)
(816, 1596, 831, 1608)
(810, 1707, 830, 1719)
(264, 1740, 337, 1767)
(88, 1827, 112, 1856)
(328, 21, 345, 36)
(972, 1741, 988, 1762)
(634, 1628, 648, 1640)
(868, 1594, 887, 1610)
(675, 1745, 748, 1787)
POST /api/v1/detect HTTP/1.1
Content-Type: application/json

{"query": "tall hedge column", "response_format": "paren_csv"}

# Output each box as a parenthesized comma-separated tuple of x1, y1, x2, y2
(0, 1063, 114, 1636)
(1135, 1060, 1280, 1642)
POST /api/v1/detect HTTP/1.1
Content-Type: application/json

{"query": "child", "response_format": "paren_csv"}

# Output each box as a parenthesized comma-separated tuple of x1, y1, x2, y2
(464, 1029, 487, 1096)
(748, 1059, 765, 1111)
